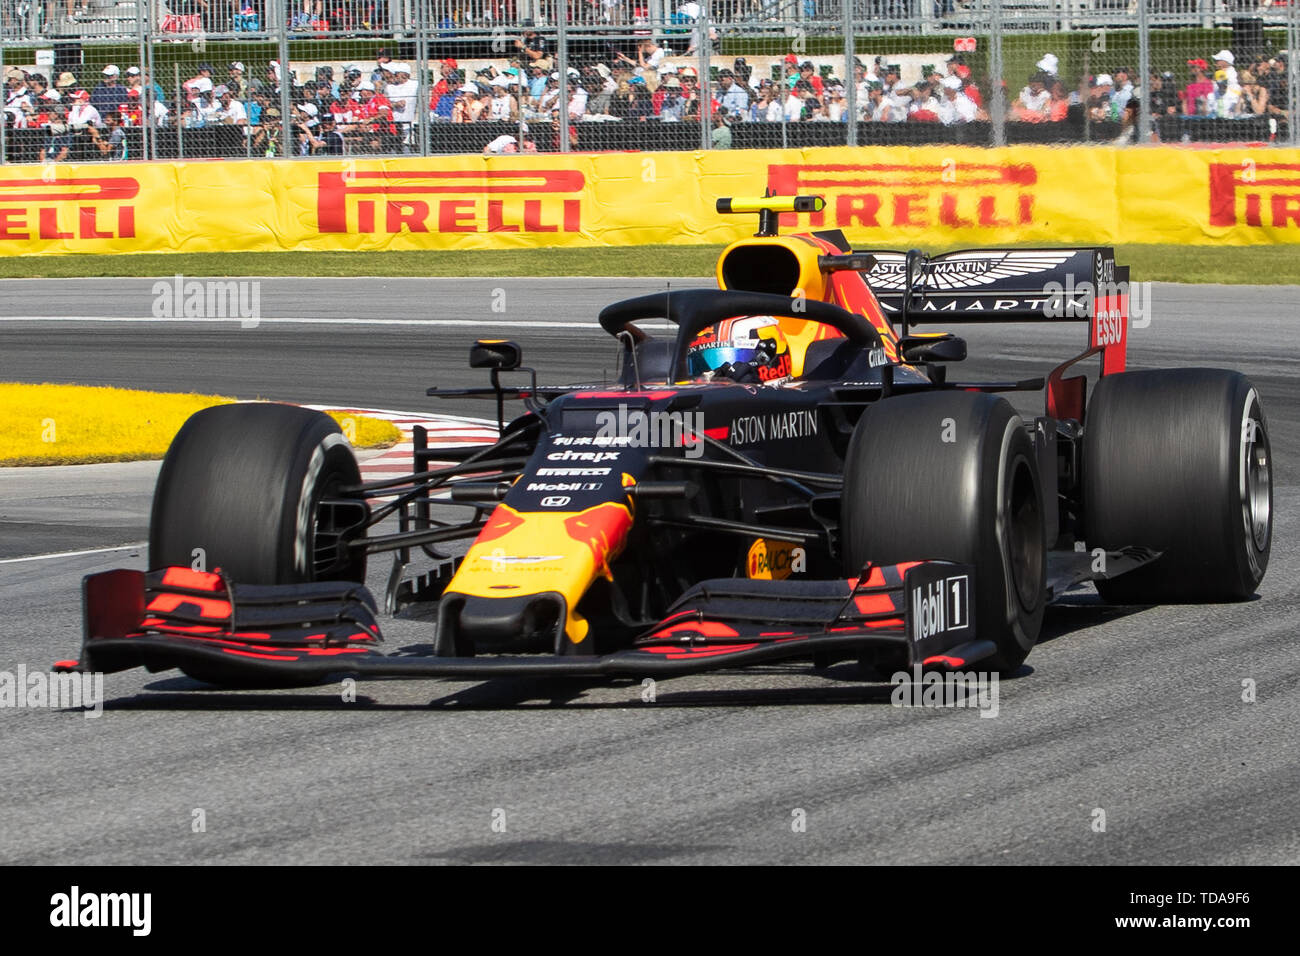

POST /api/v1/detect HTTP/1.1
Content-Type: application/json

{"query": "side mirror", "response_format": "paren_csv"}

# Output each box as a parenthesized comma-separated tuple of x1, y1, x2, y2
(469, 339, 522, 371)
(900, 335, 966, 364)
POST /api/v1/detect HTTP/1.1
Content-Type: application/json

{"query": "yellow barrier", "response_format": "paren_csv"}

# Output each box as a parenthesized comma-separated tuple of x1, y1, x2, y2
(1, 146, 1297, 255)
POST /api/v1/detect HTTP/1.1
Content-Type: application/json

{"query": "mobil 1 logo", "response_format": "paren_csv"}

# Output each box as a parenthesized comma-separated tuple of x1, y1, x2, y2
(904, 563, 974, 663)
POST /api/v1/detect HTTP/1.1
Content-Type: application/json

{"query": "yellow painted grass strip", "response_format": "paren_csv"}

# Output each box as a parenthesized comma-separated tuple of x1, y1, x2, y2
(0, 384, 400, 467)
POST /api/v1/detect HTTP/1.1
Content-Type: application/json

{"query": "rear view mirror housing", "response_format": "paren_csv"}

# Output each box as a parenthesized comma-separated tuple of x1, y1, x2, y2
(900, 335, 967, 364)
(470, 340, 522, 371)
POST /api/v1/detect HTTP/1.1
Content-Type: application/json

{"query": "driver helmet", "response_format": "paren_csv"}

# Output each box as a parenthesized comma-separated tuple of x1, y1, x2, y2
(687, 315, 792, 382)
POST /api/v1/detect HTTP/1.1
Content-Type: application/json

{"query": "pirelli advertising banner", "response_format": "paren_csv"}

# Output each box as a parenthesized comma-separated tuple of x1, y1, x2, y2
(1, 145, 1298, 256)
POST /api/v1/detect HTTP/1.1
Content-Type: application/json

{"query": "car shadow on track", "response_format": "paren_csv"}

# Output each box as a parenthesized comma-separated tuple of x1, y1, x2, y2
(1036, 592, 1152, 647)
(115, 674, 907, 711)
(117, 669, 993, 711)
(420, 839, 735, 864)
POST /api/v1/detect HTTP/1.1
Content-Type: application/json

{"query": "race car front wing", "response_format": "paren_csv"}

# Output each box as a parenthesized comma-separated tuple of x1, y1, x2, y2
(56, 560, 991, 687)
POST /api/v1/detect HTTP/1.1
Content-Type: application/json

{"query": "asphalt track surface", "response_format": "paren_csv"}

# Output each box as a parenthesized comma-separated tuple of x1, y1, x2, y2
(1, 278, 1297, 865)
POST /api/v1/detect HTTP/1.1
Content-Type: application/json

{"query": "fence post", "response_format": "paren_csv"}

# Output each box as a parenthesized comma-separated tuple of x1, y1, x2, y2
(146, 2, 159, 160)
(699, 3, 712, 150)
(1136, 0, 1150, 144)
(989, 0, 1006, 147)
(416, 0, 430, 155)
(279, 15, 293, 157)
(1, 47, 6, 166)
(557, 5, 570, 152)
(175, 63, 184, 159)
(137, 0, 150, 162)
(1290, 0, 1299, 147)
(843, 0, 856, 146)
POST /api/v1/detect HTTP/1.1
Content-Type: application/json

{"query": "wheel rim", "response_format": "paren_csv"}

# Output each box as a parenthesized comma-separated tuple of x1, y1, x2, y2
(1241, 394, 1271, 554)
(310, 450, 367, 581)
(1007, 457, 1045, 611)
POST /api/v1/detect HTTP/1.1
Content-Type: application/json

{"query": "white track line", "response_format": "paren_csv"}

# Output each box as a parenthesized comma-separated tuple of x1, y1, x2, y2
(0, 316, 675, 330)
(0, 542, 145, 565)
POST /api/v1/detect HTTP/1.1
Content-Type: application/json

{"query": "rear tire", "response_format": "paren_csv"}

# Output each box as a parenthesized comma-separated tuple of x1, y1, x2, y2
(841, 392, 1046, 674)
(1082, 368, 1271, 603)
(150, 403, 366, 586)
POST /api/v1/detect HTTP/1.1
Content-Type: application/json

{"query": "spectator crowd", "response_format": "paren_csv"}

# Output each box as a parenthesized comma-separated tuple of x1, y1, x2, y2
(0, 33, 1290, 161)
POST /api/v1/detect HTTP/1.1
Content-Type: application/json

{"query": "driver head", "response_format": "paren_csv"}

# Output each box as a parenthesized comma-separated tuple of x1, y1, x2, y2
(687, 316, 791, 383)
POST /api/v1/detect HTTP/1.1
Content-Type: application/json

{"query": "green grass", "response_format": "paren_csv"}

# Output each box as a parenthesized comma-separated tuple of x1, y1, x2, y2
(0, 243, 1296, 284)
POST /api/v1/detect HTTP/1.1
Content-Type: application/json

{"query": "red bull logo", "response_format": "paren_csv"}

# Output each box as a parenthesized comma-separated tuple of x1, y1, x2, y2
(477, 505, 525, 543)
(564, 502, 633, 579)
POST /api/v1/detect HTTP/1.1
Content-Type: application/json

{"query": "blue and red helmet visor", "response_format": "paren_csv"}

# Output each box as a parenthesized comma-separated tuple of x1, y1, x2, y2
(687, 345, 765, 377)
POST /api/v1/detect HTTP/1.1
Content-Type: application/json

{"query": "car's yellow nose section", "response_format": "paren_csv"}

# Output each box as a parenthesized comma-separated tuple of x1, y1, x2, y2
(446, 501, 634, 644)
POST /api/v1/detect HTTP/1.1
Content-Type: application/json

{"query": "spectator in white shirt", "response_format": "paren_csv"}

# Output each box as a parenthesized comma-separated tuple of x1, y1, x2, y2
(1111, 68, 1135, 113)
(214, 86, 247, 125)
(568, 82, 589, 120)
(1010, 71, 1051, 121)
(716, 69, 749, 117)
(784, 80, 808, 122)
(937, 74, 980, 124)
(908, 80, 941, 119)
(488, 78, 518, 121)
(826, 85, 847, 121)
(182, 83, 219, 127)
(614, 38, 664, 81)
(865, 82, 897, 122)
(385, 63, 419, 129)
(67, 91, 102, 129)
(1213, 50, 1239, 89)
(4, 69, 31, 127)
(183, 63, 215, 104)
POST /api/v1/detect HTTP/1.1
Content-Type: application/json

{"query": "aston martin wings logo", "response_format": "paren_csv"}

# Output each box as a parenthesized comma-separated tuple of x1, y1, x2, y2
(866, 251, 1075, 291)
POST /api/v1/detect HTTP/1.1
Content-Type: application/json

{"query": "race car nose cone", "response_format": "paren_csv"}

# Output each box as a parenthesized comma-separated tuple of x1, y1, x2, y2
(440, 592, 566, 654)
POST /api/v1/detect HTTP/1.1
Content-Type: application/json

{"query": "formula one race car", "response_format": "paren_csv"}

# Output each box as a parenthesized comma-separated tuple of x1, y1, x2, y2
(61, 195, 1273, 690)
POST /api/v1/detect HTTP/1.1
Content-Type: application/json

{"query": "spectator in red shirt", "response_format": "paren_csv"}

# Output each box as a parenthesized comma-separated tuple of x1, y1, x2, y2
(430, 58, 458, 119)
(798, 61, 823, 98)
(1182, 60, 1213, 115)
(119, 88, 143, 126)
(339, 82, 393, 151)
(952, 63, 982, 108)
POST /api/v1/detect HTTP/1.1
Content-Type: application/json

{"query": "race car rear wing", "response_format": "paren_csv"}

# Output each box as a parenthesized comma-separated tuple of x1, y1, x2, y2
(858, 247, 1122, 325)
(846, 246, 1132, 422)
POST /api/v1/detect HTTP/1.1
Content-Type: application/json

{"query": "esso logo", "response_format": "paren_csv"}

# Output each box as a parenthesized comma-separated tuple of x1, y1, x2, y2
(540, 496, 571, 508)
(1094, 307, 1124, 347)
